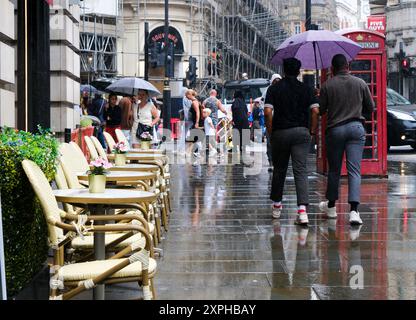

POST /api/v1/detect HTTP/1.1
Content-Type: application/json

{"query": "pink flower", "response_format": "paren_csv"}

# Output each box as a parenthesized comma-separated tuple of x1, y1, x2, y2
(90, 159, 103, 167)
(103, 160, 113, 170)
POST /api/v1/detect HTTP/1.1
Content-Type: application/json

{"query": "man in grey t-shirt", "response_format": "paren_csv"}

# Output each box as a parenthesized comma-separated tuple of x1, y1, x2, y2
(203, 89, 228, 127)
(318, 54, 375, 226)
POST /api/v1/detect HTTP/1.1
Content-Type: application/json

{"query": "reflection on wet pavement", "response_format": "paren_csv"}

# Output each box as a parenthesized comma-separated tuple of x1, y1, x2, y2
(149, 153, 416, 300)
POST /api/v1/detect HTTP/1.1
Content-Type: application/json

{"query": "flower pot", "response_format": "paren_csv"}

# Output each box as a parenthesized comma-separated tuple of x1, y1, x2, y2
(88, 174, 106, 193)
(114, 153, 127, 166)
(140, 140, 151, 150)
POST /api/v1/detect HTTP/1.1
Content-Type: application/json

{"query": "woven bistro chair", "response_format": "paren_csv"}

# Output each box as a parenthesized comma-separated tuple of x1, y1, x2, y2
(22, 160, 157, 300)
(84, 136, 100, 161)
(58, 144, 159, 245)
(84, 135, 166, 209)
(63, 142, 156, 211)
(115, 129, 131, 149)
(83, 136, 168, 236)
(68, 142, 91, 172)
(104, 131, 117, 152)
(54, 163, 151, 261)
(90, 135, 109, 161)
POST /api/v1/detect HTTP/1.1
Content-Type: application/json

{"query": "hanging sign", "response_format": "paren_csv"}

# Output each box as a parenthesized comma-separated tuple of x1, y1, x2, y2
(367, 16, 386, 34)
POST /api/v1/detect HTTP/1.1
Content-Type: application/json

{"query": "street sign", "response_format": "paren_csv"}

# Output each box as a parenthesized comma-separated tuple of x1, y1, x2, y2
(0, 193, 7, 300)
(367, 16, 386, 34)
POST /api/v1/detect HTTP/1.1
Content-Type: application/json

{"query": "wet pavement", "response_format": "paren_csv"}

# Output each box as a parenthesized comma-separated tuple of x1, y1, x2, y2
(99, 146, 416, 300)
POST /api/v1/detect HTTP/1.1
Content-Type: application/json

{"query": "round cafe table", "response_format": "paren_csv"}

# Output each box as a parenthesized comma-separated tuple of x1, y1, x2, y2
(53, 188, 157, 300)
(109, 163, 160, 173)
(77, 171, 156, 191)
(128, 148, 165, 154)
(77, 171, 156, 182)
(107, 153, 168, 164)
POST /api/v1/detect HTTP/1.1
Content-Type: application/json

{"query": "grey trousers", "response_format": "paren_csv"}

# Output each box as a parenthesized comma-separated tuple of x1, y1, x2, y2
(326, 121, 366, 203)
(270, 127, 311, 205)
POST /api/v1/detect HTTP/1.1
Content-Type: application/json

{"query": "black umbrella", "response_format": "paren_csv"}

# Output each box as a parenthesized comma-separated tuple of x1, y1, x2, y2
(91, 77, 120, 92)
(106, 77, 161, 97)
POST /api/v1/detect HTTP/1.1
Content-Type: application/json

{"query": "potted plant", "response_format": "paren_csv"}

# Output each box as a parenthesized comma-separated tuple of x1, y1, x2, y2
(140, 132, 152, 150)
(87, 157, 112, 193)
(112, 141, 128, 166)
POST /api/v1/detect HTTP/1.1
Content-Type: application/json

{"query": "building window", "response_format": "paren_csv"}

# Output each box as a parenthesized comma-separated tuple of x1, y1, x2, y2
(294, 22, 301, 34)
(316, 21, 323, 30)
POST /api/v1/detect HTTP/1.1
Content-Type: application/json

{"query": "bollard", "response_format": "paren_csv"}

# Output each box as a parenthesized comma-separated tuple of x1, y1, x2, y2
(64, 128, 72, 143)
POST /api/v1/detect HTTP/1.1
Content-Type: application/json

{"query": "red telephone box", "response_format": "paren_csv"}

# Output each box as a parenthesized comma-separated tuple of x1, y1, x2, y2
(317, 29, 388, 177)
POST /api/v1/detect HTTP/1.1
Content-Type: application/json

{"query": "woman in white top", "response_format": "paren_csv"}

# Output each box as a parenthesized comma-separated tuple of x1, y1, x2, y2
(131, 89, 160, 146)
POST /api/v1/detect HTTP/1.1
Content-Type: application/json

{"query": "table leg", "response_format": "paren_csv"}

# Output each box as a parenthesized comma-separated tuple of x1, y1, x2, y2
(91, 205, 105, 300)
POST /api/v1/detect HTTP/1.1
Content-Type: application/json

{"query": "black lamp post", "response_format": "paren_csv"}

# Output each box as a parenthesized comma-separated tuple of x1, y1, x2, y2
(163, 0, 172, 133)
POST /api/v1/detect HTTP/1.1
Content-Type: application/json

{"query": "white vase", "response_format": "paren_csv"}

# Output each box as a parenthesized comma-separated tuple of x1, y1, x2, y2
(141, 141, 151, 150)
(88, 174, 106, 193)
(114, 153, 127, 166)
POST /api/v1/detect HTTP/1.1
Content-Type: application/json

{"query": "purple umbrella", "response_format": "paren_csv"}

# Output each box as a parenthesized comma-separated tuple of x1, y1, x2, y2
(270, 30, 362, 78)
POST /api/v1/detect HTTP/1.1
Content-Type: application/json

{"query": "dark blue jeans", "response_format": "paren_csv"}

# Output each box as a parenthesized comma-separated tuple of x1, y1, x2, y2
(97, 126, 107, 151)
(325, 121, 366, 203)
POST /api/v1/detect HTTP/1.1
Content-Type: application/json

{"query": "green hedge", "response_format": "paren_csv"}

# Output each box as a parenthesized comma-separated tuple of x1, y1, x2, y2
(0, 126, 59, 296)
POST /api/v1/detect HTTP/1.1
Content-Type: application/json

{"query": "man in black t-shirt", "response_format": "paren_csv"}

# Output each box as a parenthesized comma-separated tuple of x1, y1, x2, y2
(264, 58, 319, 226)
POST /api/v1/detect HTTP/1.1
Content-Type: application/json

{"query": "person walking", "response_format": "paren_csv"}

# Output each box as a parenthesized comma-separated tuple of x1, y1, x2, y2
(187, 90, 202, 157)
(231, 90, 250, 161)
(264, 58, 319, 225)
(203, 108, 217, 156)
(104, 93, 122, 142)
(88, 93, 107, 149)
(203, 89, 228, 127)
(119, 97, 134, 145)
(250, 98, 262, 143)
(263, 74, 282, 172)
(318, 54, 375, 225)
(131, 89, 160, 147)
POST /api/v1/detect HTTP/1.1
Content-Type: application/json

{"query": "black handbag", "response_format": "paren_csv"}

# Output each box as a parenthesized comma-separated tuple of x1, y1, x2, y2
(136, 122, 152, 139)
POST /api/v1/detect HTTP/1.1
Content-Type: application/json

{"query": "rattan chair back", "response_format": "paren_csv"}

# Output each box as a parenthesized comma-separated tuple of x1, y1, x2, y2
(22, 160, 65, 245)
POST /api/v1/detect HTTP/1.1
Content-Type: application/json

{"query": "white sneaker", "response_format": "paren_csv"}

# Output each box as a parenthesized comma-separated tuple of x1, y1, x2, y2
(297, 227, 309, 246)
(272, 204, 282, 219)
(319, 201, 337, 219)
(349, 225, 362, 241)
(349, 211, 363, 225)
(295, 210, 309, 226)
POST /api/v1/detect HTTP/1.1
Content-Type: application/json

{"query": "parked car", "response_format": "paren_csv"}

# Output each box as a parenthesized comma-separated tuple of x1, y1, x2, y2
(387, 88, 416, 151)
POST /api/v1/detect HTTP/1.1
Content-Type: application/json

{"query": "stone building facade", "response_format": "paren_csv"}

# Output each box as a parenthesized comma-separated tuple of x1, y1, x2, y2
(370, 0, 416, 102)
(278, 0, 340, 35)
(119, 0, 284, 99)
(50, 0, 81, 134)
(0, 0, 15, 128)
(0, 0, 81, 135)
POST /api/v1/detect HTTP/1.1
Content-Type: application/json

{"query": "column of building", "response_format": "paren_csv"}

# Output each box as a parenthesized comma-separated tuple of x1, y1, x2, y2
(49, 0, 81, 136)
(0, 0, 15, 128)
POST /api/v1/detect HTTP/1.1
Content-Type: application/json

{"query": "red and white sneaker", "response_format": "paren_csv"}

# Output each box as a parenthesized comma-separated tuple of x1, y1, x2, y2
(272, 204, 282, 219)
(295, 209, 309, 226)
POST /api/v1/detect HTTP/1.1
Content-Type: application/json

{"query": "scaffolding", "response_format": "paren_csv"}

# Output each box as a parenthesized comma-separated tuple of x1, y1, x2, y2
(80, 1, 122, 83)
(189, 0, 288, 96)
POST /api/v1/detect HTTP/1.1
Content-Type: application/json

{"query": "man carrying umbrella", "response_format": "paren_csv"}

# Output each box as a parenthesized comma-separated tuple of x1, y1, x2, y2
(318, 54, 374, 225)
(264, 58, 319, 226)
